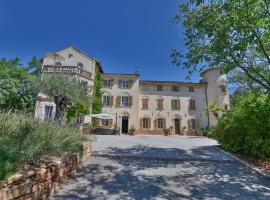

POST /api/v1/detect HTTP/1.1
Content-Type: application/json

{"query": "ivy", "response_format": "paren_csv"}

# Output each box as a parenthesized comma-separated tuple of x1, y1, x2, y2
(92, 67, 102, 114)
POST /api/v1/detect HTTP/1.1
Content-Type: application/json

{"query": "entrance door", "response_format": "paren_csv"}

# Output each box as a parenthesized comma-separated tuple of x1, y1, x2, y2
(121, 116, 129, 134)
(174, 118, 181, 134)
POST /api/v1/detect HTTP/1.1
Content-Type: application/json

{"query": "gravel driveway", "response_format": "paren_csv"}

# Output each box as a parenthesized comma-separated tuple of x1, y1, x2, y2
(50, 135, 270, 200)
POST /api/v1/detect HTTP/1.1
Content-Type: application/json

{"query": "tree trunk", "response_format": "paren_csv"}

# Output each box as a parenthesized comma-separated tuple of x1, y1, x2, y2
(54, 97, 70, 124)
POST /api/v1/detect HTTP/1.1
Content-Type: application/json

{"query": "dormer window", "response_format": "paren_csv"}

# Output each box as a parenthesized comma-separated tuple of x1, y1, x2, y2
(77, 62, 84, 68)
(55, 62, 62, 66)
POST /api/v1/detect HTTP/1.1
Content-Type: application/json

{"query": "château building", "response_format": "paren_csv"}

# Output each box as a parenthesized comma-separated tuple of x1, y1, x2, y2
(35, 46, 230, 135)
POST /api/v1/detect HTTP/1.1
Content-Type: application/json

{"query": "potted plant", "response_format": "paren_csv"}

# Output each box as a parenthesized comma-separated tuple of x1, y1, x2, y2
(163, 128, 171, 136)
(181, 126, 187, 135)
(128, 125, 136, 136)
(82, 123, 91, 134)
(112, 124, 120, 135)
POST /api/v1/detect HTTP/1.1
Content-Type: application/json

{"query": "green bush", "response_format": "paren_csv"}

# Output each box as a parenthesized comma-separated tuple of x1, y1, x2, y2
(214, 92, 270, 160)
(0, 112, 88, 180)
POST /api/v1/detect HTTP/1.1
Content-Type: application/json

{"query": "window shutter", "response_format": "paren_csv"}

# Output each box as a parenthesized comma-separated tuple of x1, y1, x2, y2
(128, 96, 133, 107)
(110, 79, 114, 87)
(154, 119, 157, 129)
(96, 118, 101, 127)
(109, 119, 113, 128)
(140, 118, 143, 128)
(163, 118, 166, 129)
(196, 118, 200, 130)
(128, 80, 133, 89)
(171, 99, 174, 110)
(118, 79, 122, 88)
(116, 96, 121, 107)
(187, 119, 192, 130)
(148, 118, 151, 129)
(177, 99, 180, 110)
(161, 100, 164, 110)
(110, 96, 114, 106)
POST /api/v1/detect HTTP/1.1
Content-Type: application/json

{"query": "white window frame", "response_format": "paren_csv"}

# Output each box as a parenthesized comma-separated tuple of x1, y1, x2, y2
(122, 80, 129, 88)
(77, 114, 84, 124)
(157, 118, 163, 129)
(44, 106, 53, 121)
(104, 79, 111, 87)
(143, 118, 149, 129)
(103, 95, 110, 106)
(122, 96, 129, 107)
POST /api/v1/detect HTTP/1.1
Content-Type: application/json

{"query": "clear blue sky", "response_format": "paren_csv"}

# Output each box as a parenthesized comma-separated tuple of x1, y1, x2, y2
(0, 0, 201, 82)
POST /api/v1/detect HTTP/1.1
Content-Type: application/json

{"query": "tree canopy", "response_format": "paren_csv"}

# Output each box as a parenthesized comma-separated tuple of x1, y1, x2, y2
(0, 58, 34, 112)
(31, 74, 90, 123)
(172, 0, 270, 93)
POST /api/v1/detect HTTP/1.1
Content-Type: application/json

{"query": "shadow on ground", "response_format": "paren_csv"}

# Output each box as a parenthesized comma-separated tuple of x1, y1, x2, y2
(50, 145, 270, 200)
(94, 144, 232, 162)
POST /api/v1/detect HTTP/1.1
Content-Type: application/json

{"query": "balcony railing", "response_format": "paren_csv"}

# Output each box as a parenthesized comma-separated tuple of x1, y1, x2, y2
(42, 65, 92, 79)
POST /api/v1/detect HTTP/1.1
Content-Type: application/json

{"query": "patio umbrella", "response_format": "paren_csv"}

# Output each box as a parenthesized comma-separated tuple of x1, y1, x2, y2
(89, 113, 114, 120)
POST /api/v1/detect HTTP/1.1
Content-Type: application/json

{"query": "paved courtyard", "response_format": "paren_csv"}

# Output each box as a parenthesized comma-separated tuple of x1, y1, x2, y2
(50, 135, 270, 200)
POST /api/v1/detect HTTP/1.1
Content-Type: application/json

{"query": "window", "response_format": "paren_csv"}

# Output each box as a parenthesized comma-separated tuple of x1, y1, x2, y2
(143, 118, 149, 128)
(55, 62, 62, 66)
(122, 96, 129, 107)
(102, 119, 109, 126)
(103, 96, 110, 106)
(157, 85, 163, 91)
(171, 99, 180, 110)
(157, 99, 163, 110)
(142, 99, 148, 109)
(224, 104, 228, 110)
(44, 106, 53, 121)
(77, 62, 84, 68)
(104, 80, 111, 87)
(191, 119, 196, 130)
(172, 86, 179, 92)
(77, 115, 84, 124)
(122, 80, 129, 88)
(68, 54, 73, 58)
(188, 87, 194, 92)
(157, 118, 163, 129)
(190, 100, 196, 110)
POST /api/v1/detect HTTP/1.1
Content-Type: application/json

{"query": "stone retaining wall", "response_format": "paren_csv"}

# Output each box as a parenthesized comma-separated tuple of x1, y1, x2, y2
(0, 141, 91, 200)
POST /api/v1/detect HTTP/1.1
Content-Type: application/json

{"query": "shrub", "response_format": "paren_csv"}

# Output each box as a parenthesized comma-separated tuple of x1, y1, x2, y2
(201, 126, 215, 138)
(0, 112, 88, 180)
(128, 125, 136, 135)
(213, 92, 270, 160)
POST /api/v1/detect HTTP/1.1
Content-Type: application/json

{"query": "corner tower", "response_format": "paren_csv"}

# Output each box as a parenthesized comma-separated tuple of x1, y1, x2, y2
(201, 67, 230, 126)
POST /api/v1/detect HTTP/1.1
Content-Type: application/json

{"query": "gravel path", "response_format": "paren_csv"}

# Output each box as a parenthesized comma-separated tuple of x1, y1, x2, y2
(50, 135, 270, 200)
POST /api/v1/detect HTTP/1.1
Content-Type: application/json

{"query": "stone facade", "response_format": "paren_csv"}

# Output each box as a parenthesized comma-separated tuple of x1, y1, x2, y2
(35, 46, 230, 135)
(0, 142, 91, 200)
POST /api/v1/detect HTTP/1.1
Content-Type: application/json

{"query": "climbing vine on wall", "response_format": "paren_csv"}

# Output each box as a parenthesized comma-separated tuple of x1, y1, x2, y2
(92, 66, 102, 114)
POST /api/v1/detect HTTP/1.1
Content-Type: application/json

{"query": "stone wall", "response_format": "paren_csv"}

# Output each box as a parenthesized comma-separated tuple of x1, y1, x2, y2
(0, 142, 91, 200)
